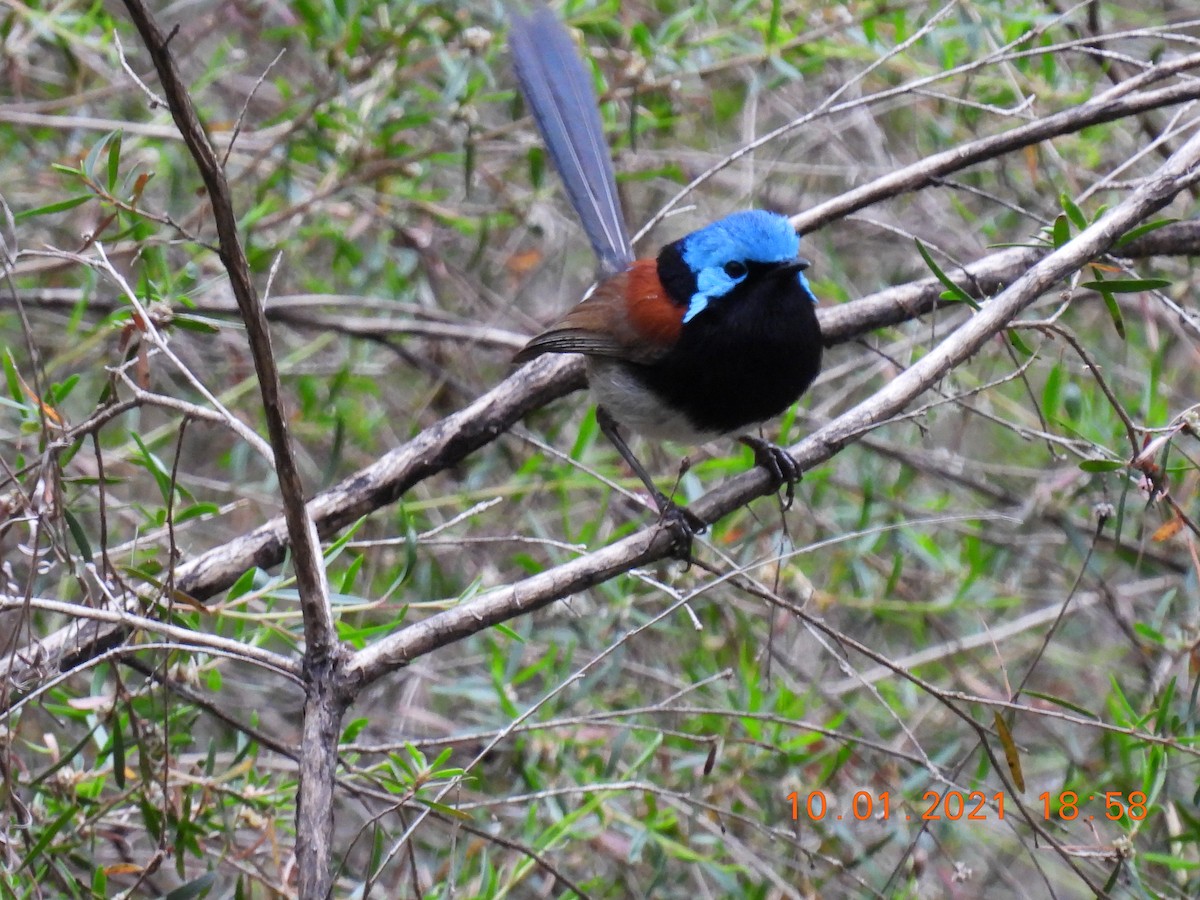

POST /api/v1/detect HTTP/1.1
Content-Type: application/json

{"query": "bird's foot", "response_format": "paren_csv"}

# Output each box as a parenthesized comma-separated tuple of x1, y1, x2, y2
(740, 436, 802, 511)
(652, 491, 705, 562)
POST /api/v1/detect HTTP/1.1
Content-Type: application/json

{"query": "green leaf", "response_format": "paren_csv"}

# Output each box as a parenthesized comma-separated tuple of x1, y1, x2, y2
(338, 553, 364, 594)
(1042, 364, 1063, 419)
(915, 239, 978, 308)
(164, 872, 218, 900)
(1082, 273, 1127, 338)
(171, 315, 221, 334)
(16, 808, 76, 873)
(1059, 193, 1087, 230)
(130, 431, 173, 502)
(2, 351, 21, 405)
(1098, 288, 1126, 340)
(512, 644, 558, 686)
(15, 194, 93, 220)
(1079, 459, 1122, 473)
(1006, 329, 1035, 357)
(1051, 213, 1070, 248)
(107, 131, 123, 192)
(766, 0, 782, 45)
(175, 502, 220, 524)
(492, 621, 522, 641)
(1023, 690, 1098, 719)
(63, 509, 93, 560)
(341, 717, 369, 743)
(226, 567, 261, 601)
(1154, 676, 1176, 734)
(1134, 622, 1165, 645)
(1139, 853, 1200, 871)
(50, 374, 81, 403)
(84, 129, 120, 184)
(1080, 278, 1170, 293)
(1115, 218, 1178, 247)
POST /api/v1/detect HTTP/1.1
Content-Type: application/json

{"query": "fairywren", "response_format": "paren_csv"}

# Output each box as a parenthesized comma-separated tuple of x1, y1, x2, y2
(509, 4, 822, 533)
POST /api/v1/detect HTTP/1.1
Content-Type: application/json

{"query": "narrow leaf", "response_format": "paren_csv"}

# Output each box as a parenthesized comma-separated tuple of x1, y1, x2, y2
(1081, 278, 1170, 293)
(84, 130, 119, 183)
(16, 808, 76, 873)
(1060, 192, 1087, 230)
(63, 509, 93, 560)
(1006, 329, 1034, 357)
(993, 713, 1025, 792)
(1023, 689, 1099, 719)
(1051, 213, 1070, 248)
(164, 872, 218, 900)
(106, 131, 123, 192)
(1098, 288, 1127, 340)
(1080, 459, 1123, 473)
(1116, 217, 1178, 247)
(1042, 364, 1063, 419)
(15, 195, 93, 219)
(915, 239, 977, 307)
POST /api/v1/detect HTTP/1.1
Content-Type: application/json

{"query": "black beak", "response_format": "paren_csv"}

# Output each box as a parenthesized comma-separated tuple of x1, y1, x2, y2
(774, 257, 811, 275)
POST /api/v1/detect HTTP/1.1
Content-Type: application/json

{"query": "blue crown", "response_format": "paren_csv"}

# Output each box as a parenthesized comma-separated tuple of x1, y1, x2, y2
(680, 210, 800, 271)
(677, 211, 806, 323)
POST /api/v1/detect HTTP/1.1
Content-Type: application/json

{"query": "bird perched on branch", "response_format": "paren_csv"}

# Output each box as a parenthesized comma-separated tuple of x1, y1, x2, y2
(509, 3, 822, 539)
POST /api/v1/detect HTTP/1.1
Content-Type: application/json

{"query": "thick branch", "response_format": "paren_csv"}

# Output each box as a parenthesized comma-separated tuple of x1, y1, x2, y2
(347, 126, 1200, 686)
(6, 219, 1200, 344)
(6, 54, 1200, 700)
(119, 0, 334, 661)
(792, 55, 1200, 234)
(118, 2, 343, 894)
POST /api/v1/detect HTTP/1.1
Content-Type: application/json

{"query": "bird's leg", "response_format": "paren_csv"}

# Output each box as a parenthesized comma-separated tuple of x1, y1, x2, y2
(596, 407, 705, 549)
(739, 435, 802, 511)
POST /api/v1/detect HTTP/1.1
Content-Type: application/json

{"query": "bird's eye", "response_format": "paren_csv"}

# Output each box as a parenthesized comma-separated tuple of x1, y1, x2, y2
(723, 261, 748, 279)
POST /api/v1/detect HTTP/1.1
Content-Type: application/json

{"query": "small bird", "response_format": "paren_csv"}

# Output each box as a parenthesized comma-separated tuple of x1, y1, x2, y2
(509, 4, 822, 535)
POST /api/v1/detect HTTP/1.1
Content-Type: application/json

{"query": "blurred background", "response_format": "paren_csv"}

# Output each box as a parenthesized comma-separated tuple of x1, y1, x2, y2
(2, 1, 1199, 896)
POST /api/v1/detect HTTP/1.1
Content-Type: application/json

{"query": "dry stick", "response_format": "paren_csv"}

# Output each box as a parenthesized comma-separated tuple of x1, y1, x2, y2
(0, 218, 1191, 688)
(0, 596, 299, 678)
(348, 127, 1200, 685)
(3, 65, 1198, 900)
(115, 0, 330, 656)
(793, 67, 1200, 235)
(117, 0, 340, 892)
(5, 53, 1200, 697)
(0, 209, 1192, 698)
(0, 353, 583, 687)
(641, 49, 1200, 244)
(6, 218, 1200, 346)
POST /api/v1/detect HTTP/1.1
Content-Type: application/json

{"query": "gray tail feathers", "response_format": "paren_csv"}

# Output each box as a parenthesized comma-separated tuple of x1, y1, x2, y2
(508, 4, 633, 275)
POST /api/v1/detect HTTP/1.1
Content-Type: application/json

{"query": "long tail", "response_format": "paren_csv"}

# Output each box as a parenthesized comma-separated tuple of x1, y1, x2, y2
(508, 4, 633, 275)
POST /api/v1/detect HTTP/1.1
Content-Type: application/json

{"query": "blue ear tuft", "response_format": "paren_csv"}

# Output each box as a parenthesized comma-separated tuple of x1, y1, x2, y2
(679, 210, 800, 272)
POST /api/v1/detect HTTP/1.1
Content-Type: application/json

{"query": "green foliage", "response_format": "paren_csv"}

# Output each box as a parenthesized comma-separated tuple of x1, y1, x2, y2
(2, 0, 1199, 897)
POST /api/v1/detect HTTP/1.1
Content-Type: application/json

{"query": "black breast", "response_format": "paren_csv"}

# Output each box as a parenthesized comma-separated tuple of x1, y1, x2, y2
(627, 267, 823, 435)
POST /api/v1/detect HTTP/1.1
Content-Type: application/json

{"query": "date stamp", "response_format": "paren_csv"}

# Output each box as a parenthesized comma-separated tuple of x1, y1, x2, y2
(787, 790, 1149, 822)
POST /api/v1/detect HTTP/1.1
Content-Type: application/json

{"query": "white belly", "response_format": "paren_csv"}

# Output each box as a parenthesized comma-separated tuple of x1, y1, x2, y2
(586, 358, 721, 443)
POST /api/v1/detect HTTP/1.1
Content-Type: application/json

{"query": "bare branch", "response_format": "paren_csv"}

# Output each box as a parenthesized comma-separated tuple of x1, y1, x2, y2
(347, 124, 1200, 686)
(117, 0, 342, 889)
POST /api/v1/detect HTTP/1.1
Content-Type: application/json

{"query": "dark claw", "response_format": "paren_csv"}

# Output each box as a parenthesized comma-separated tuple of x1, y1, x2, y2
(654, 492, 705, 533)
(740, 436, 802, 511)
(653, 492, 704, 562)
